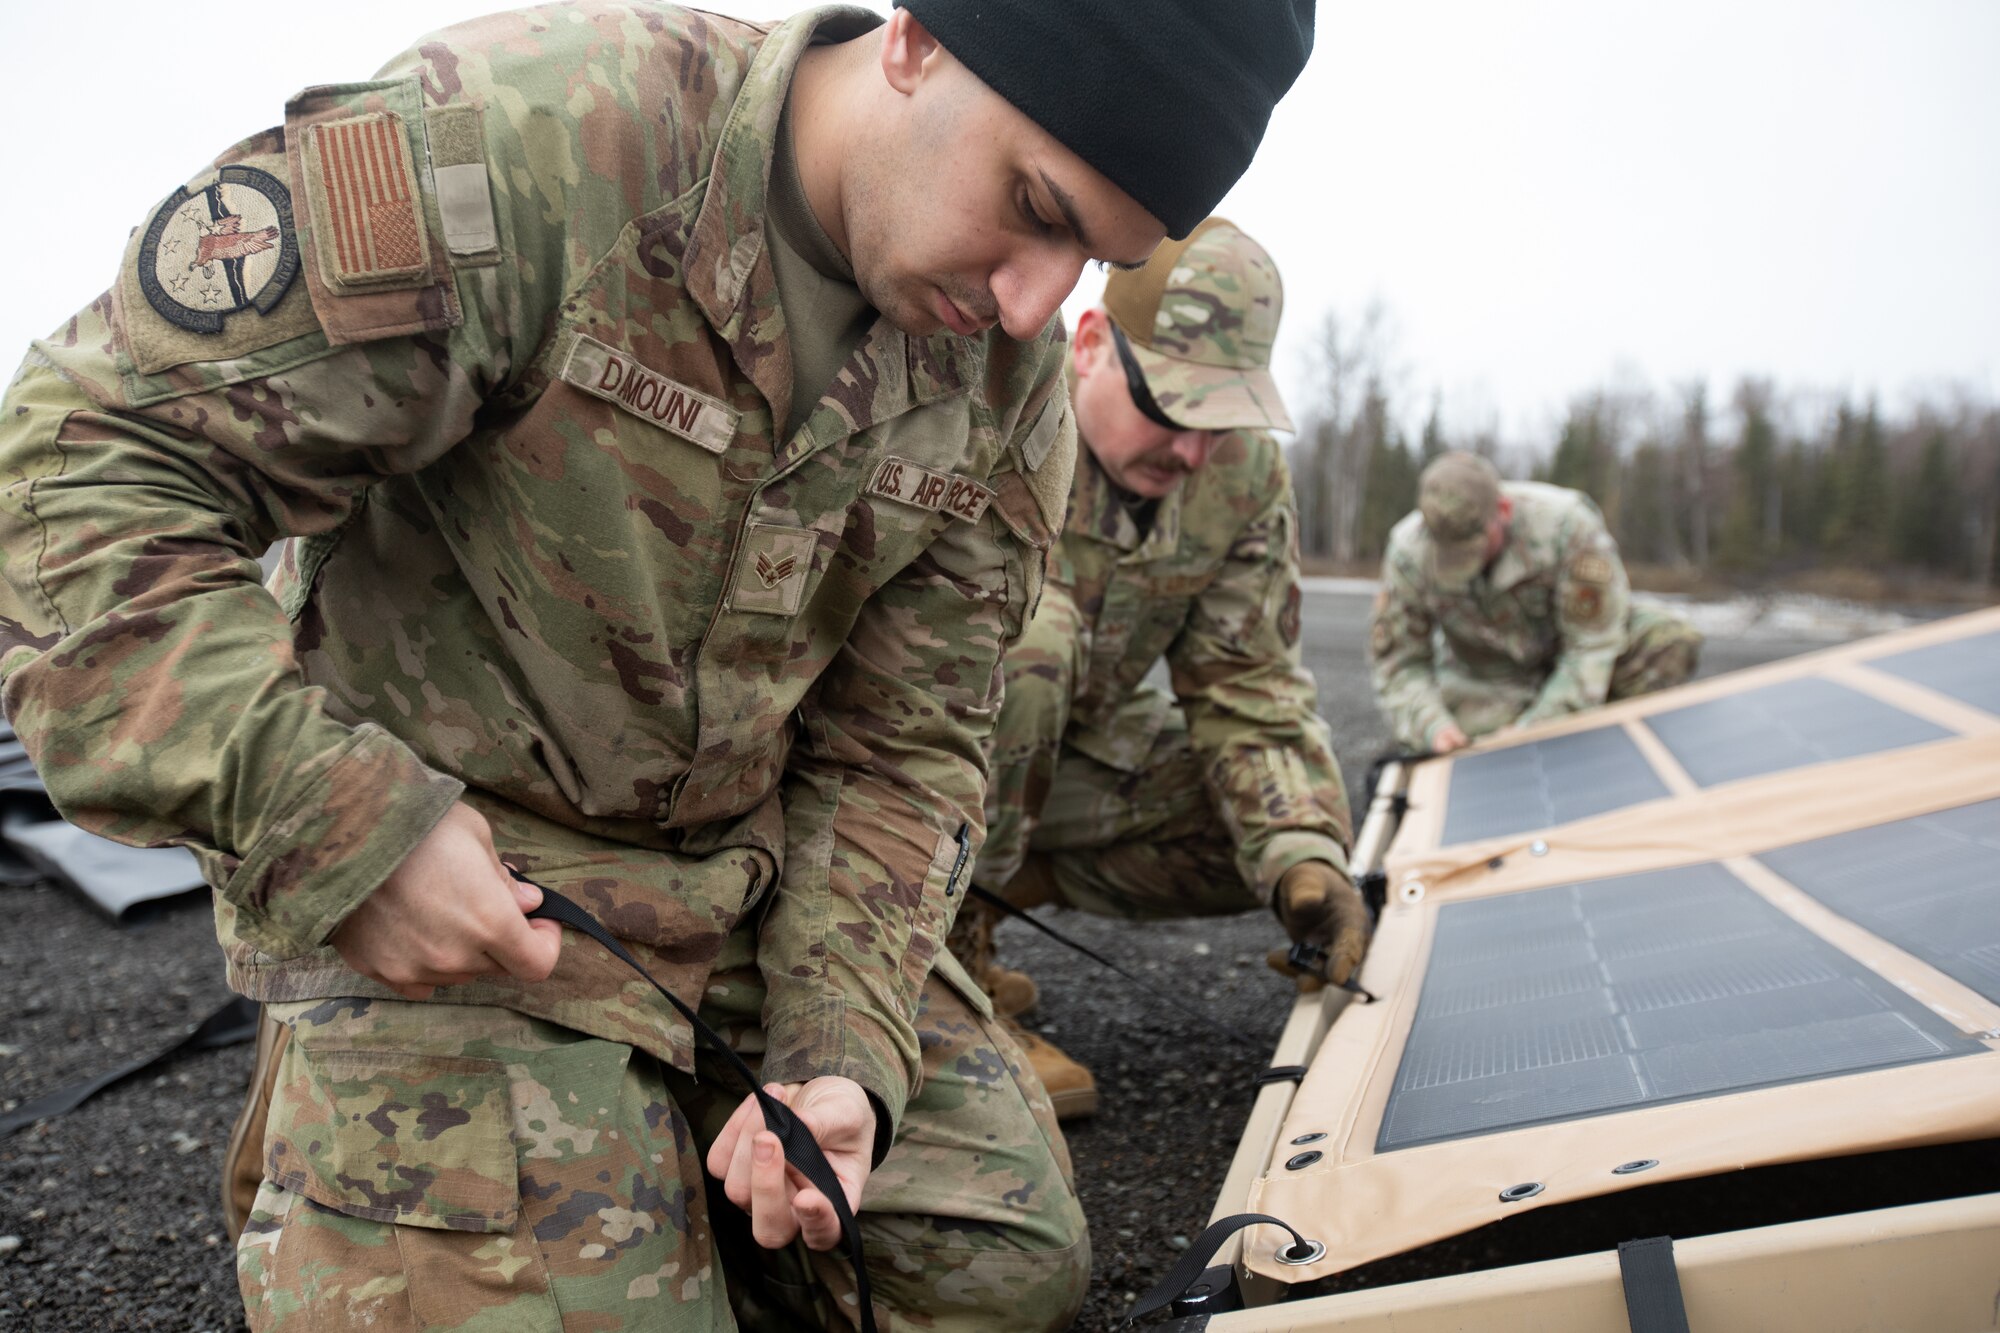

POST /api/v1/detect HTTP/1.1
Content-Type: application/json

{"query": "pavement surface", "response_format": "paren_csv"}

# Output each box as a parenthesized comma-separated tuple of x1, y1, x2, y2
(0, 588, 1879, 1330)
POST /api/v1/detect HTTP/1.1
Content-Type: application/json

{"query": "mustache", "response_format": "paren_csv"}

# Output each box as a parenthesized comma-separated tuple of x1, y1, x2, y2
(936, 279, 998, 326)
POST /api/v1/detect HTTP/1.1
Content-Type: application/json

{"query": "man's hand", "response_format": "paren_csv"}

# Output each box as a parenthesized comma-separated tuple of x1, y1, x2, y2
(707, 1077, 876, 1252)
(1273, 860, 1372, 987)
(1431, 721, 1470, 753)
(329, 802, 562, 1000)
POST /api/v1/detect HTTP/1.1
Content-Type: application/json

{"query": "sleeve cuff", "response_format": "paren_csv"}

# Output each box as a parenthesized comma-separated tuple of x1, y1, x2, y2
(1257, 832, 1352, 902)
(222, 722, 464, 958)
(760, 1004, 910, 1168)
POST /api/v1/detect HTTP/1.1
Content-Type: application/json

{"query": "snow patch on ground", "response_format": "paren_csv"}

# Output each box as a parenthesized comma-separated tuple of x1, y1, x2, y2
(1303, 576, 1916, 642)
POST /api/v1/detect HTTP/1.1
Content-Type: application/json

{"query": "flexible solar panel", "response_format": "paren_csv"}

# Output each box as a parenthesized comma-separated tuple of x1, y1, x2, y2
(1439, 727, 1671, 845)
(1760, 800, 2000, 1004)
(1644, 677, 1952, 788)
(1867, 629, 2000, 716)
(1378, 862, 1980, 1150)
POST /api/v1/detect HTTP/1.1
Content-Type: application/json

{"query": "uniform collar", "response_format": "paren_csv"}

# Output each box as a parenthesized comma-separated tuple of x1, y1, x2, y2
(1068, 436, 1186, 559)
(1481, 518, 1534, 593)
(683, 6, 977, 442)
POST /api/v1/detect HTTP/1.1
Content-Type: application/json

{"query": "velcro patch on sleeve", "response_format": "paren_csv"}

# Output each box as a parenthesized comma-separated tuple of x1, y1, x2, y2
(866, 457, 993, 524)
(303, 112, 431, 291)
(424, 104, 499, 262)
(561, 334, 739, 454)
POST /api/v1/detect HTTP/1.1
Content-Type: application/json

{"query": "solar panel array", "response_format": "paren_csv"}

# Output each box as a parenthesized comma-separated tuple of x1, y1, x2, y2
(1378, 861, 1980, 1150)
(1439, 728, 1671, 846)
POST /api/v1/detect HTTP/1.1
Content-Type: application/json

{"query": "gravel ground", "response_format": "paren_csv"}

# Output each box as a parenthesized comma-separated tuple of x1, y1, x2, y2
(0, 588, 1896, 1329)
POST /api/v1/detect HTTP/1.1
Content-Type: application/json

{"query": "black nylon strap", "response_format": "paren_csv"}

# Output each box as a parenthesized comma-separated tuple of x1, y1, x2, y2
(1360, 747, 1436, 810)
(1252, 1065, 1308, 1086)
(967, 885, 1264, 1050)
(1125, 1212, 1315, 1324)
(0, 995, 258, 1139)
(1108, 320, 1185, 431)
(1617, 1236, 1691, 1333)
(514, 871, 877, 1333)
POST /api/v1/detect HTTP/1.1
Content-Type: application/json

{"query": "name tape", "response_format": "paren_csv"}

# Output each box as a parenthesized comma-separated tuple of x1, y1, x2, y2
(562, 333, 738, 454)
(865, 457, 993, 524)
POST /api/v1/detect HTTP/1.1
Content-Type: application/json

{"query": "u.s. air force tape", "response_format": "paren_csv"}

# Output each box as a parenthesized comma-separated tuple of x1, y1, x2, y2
(865, 457, 993, 523)
(562, 333, 739, 455)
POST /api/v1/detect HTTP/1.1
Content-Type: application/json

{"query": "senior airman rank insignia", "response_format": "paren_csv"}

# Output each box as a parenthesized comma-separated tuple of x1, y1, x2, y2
(136, 166, 300, 334)
(866, 457, 993, 523)
(728, 524, 817, 616)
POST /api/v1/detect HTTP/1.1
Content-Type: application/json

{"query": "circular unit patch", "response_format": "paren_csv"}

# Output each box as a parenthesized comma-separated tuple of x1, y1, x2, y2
(138, 165, 300, 334)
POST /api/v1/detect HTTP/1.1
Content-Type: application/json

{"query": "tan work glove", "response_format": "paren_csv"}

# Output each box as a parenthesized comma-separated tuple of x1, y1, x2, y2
(1269, 860, 1372, 989)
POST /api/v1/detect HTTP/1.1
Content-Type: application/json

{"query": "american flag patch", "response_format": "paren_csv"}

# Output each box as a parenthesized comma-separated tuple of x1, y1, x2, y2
(306, 112, 430, 287)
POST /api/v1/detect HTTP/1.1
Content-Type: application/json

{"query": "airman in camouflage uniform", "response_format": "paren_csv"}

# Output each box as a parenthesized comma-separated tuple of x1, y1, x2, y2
(1371, 451, 1704, 752)
(0, 0, 1322, 1324)
(956, 220, 1365, 1119)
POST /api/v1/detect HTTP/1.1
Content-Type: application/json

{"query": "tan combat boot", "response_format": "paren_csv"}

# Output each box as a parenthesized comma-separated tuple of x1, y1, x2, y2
(946, 895, 1040, 1017)
(221, 1005, 289, 1241)
(1004, 1021, 1100, 1121)
(948, 852, 1062, 1018)
(949, 855, 1098, 1119)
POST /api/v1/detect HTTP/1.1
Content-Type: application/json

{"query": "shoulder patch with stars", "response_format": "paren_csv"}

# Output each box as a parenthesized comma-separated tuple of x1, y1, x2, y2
(136, 165, 300, 335)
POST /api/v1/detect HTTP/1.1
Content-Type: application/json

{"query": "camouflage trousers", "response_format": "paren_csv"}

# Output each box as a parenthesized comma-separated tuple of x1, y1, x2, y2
(1447, 602, 1705, 740)
(234, 926, 1088, 1331)
(975, 585, 1250, 921)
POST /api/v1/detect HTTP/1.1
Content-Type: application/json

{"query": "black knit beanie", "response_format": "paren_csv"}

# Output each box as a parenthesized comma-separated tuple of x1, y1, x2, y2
(895, 0, 1313, 240)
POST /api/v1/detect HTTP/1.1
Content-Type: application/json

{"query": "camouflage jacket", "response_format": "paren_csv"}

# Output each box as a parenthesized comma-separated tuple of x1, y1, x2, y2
(1049, 434, 1350, 896)
(0, 4, 1073, 1133)
(1371, 481, 1631, 747)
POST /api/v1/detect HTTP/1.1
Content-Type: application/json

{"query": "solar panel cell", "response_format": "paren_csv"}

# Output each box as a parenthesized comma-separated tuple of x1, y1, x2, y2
(1379, 861, 1980, 1150)
(1868, 629, 2000, 715)
(1646, 678, 1951, 788)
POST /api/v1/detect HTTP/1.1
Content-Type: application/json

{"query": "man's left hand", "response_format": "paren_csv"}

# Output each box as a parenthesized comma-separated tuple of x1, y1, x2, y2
(1274, 861, 1372, 986)
(707, 1076, 876, 1252)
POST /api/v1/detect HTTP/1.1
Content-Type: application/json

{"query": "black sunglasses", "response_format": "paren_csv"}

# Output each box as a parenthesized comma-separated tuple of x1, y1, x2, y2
(1108, 320, 1186, 432)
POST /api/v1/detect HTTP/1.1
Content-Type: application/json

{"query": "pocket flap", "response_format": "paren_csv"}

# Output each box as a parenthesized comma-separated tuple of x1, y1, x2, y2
(265, 1044, 519, 1233)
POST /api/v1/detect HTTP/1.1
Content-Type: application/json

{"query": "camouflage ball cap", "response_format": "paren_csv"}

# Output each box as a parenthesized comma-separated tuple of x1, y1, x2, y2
(1418, 451, 1502, 587)
(1102, 217, 1294, 434)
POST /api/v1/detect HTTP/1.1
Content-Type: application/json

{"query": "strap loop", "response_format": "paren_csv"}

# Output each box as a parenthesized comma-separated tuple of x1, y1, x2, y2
(1125, 1212, 1318, 1324)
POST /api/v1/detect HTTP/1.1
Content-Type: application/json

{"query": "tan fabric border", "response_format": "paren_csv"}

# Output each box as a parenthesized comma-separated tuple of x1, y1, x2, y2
(1248, 1048, 2000, 1280)
(1823, 658, 2000, 737)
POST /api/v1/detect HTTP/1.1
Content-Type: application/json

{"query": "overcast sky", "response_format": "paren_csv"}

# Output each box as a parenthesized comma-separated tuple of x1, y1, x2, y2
(3, 1, 1993, 446)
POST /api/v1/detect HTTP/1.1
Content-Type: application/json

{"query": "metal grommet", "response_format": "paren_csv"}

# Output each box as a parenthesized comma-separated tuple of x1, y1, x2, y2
(1399, 880, 1427, 904)
(1276, 1238, 1325, 1266)
(1529, 840, 1549, 857)
(1290, 1132, 1327, 1145)
(1612, 1159, 1658, 1175)
(1183, 1284, 1212, 1300)
(1285, 1151, 1323, 1171)
(1499, 1181, 1544, 1203)
(1487, 856, 1505, 870)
